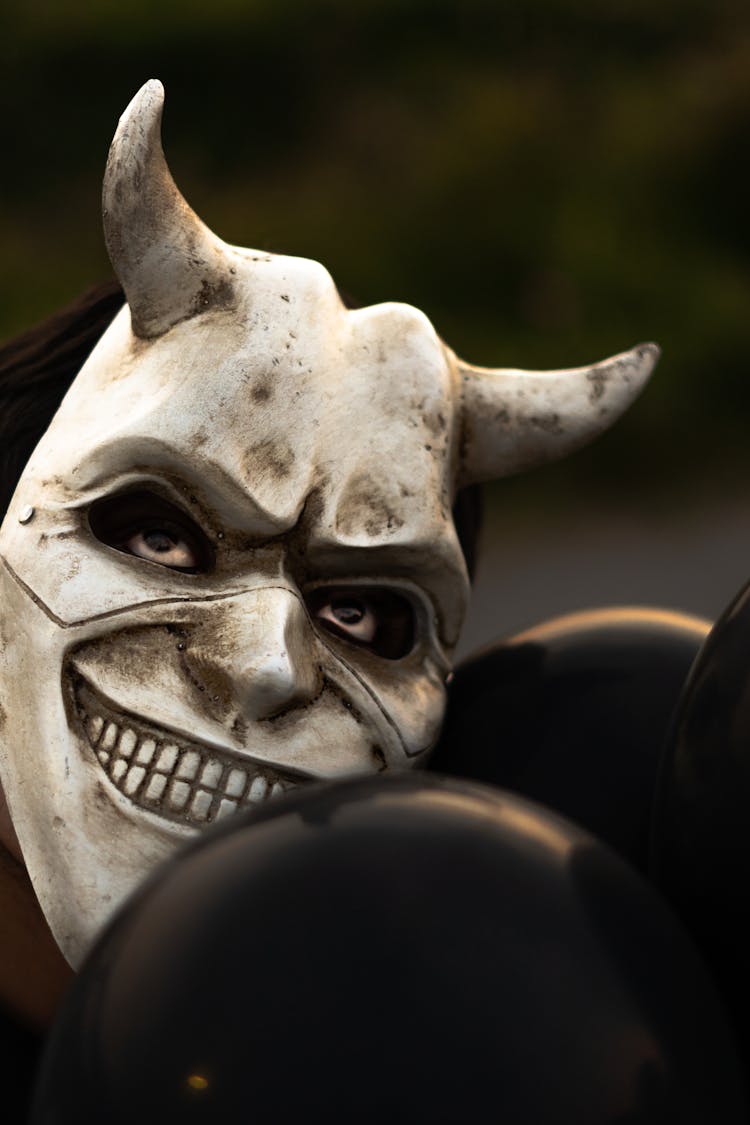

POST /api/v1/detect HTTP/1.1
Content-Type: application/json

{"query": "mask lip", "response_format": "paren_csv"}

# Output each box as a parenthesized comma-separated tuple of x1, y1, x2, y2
(65, 669, 318, 838)
(65, 663, 313, 765)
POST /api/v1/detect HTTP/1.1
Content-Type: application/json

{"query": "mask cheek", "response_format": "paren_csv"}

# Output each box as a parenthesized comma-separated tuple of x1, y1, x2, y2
(322, 644, 448, 767)
(0, 572, 65, 799)
(0, 567, 187, 935)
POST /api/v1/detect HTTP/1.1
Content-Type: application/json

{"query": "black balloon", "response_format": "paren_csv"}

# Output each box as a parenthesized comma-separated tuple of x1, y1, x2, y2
(652, 577, 750, 1065)
(34, 775, 744, 1124)
(430, 607, 708, 872)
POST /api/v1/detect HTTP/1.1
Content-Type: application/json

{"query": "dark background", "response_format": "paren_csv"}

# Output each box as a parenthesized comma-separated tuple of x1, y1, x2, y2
(1, 1, 748, 649)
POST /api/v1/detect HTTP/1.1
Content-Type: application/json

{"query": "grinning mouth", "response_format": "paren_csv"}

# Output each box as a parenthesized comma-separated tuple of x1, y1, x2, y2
(73, 677, 303, 829)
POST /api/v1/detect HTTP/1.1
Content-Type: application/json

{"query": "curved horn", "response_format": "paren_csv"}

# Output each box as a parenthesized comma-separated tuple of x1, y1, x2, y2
(102, 79, 235, 339)
(455, 342, 659, 486)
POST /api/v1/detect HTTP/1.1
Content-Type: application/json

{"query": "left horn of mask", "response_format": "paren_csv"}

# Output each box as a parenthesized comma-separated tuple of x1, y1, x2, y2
(102, 78, 235, 338)
(454, 342, 659, 486)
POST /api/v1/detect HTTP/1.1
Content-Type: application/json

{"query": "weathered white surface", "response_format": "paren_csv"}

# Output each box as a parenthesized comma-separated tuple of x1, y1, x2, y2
(455, 344, 659, 485)
(0, 79, 657, 966)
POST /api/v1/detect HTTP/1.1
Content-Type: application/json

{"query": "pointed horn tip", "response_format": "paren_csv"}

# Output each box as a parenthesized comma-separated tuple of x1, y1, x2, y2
(631, 341, 661, 372)
(134, 77, 165, 106)
(106, 80, 167, 195)
(601, 341, 660, 391)
(116, 78, 165, 132)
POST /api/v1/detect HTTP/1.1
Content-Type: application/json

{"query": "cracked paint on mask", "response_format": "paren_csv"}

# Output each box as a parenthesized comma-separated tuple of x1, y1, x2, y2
(0, 79, 658, 966)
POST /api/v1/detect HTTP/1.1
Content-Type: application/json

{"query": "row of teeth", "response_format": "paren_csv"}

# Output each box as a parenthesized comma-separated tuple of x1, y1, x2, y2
(77, 687, 295, 828)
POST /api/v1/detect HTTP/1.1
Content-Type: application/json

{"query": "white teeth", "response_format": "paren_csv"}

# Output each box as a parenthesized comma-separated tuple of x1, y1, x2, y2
(88, 715, 104, 744)
(168, 779, 191, 811)
(190, 790, 213, 821)
(225, 768, 246, 798)
(119, 729, 138, 759)
(145, 773, 168, 802)
(176, 751, 200, 781)
(216, 798, 238, 820)
(112, 759, 128, 783)
(100, 722, 118, 752)
(123, 765, 146, 797)
(200, 760, 223, 789)
(248, 776, 268, 802)
(136, 738, 157, 766)
(156, 743, 179, 773)
(78, 681, 300, 828)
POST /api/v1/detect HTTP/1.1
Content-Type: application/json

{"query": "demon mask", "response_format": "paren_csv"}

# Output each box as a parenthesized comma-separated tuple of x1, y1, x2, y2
(0, 81, 657, 965)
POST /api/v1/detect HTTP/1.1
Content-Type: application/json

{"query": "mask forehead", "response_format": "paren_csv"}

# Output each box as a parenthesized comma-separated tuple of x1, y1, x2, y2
(7, 251, 468, 641)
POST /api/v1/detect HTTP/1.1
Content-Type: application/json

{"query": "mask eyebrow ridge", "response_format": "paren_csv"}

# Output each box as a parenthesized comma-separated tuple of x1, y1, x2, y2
(61, 444, 304, 538)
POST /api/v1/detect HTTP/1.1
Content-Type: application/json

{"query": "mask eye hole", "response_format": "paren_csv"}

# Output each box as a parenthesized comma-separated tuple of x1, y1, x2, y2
(306, 586, 416, 659)
(88, 490, 214, 573)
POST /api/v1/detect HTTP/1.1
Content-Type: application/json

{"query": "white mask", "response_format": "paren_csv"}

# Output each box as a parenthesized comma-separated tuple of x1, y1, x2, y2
(0, 80, 657, 966)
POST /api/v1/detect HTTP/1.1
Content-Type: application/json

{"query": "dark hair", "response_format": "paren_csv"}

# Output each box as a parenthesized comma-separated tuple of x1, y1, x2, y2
(0, 281, 125, 517)
(0, 283, 481, 575)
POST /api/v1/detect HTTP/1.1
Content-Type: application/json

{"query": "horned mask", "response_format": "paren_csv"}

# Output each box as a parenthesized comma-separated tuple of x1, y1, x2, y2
(0, 80, 657, 965)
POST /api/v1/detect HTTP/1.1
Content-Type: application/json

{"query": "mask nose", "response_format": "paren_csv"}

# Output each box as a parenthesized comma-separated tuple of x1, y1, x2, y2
(194, 587, 322, 722)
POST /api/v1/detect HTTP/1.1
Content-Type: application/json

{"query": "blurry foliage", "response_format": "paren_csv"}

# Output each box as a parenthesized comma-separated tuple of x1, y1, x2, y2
(0, 0, 749, 502)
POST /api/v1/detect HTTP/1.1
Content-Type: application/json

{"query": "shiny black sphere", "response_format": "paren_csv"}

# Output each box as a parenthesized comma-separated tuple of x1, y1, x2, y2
(34, 775, 744, 1124)
(431, 607, 708, 871)
(653, 578, 750, 1064)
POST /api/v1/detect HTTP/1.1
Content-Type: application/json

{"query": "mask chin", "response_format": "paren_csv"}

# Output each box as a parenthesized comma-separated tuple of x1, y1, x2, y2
(0, 782, 23, 864)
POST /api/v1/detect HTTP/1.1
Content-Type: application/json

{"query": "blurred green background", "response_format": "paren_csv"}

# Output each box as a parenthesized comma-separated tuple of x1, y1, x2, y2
(0, 0, 748, 520)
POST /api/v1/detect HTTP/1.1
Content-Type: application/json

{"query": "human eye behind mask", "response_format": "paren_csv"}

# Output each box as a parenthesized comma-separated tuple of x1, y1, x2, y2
(87, 489, 215, 574)
(305, 585, 416, 660)
(88, 487, 417, 661)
